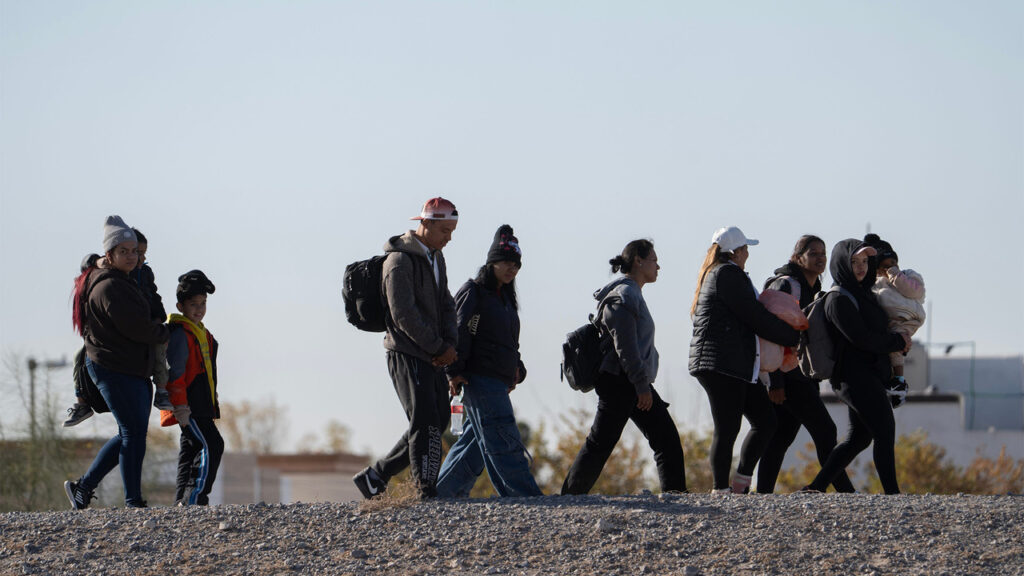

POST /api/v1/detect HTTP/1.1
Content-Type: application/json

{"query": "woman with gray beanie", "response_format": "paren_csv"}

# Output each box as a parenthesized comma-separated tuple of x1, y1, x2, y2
(65, 215, 169, 509)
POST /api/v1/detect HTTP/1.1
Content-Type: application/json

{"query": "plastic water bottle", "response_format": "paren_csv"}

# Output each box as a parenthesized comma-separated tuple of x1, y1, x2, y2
(450, 394, 464, 436)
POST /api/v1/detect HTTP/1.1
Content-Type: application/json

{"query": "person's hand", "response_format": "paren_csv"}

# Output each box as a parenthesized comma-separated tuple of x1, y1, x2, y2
(448, 375, 467, 396)
(172, 404, 192, 428)
(433, 346, 457, 367)
(901, 333, 912, 354)
(636, 392, 653, 411)
(768, 388, 786, 405)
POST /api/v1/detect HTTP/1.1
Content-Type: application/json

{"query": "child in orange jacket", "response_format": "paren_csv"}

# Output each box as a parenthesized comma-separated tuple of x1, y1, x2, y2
(161, 270, 223, 505)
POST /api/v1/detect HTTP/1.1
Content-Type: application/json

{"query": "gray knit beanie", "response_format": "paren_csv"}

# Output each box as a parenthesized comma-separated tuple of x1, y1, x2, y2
(102, 215, 137, 252)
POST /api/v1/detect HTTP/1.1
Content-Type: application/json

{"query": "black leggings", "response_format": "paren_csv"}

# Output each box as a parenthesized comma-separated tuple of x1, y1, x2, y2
(756, 375, 855, 493)
(561, 371, 686, 494)
(808, 365, 899, 494)
(697, 371, 777, 490)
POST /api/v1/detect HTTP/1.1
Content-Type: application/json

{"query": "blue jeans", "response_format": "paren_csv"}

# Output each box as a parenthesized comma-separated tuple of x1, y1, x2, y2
(80, 358, 152, 506)
(437, 374, 542, 498)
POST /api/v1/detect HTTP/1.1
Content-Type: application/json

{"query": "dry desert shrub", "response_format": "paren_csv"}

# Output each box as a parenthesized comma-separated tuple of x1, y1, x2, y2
(357, 477, 422, 513)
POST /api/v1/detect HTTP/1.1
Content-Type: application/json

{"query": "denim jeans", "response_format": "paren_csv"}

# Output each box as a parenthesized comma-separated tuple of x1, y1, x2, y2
(437, 374, 541, 498)
(80, 358, 152, 506)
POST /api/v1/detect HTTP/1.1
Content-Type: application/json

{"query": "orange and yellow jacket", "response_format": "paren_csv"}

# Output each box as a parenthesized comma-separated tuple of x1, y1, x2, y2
(160, 314, 219, 427)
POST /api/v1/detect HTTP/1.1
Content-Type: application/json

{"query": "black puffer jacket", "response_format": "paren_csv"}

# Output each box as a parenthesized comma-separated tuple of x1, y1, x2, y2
(689, 261, 800, 382)
(764, 261, 821, 390)
(825, 239, 906, 384)
(446, 279, 526, 387)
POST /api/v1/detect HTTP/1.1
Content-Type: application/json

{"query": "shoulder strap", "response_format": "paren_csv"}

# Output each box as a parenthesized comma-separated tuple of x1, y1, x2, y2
(830, 286, 860, 310)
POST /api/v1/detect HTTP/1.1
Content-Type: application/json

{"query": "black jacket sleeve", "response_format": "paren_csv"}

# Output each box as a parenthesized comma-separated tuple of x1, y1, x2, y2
(825, 293, 906, 355)
(718, 265, 799, 347)
(446, 282, 478, 380)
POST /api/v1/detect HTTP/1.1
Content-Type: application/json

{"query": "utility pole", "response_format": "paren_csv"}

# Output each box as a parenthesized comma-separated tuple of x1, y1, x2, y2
(26, 356, 68, 440)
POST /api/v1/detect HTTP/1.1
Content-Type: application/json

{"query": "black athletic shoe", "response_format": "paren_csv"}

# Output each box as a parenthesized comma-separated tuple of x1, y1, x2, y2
(64, 480, 93, 510)
(63, 403, 94, 427)
(125, 500, 148, 509)
(352, 467, 386, 500)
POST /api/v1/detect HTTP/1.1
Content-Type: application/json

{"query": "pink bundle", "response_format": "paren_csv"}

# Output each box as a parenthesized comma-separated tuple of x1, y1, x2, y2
(758, 289, 809, 374)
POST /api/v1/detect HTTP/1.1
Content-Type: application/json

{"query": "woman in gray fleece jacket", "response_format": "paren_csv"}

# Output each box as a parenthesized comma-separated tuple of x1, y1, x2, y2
(561, 239, 686, 494)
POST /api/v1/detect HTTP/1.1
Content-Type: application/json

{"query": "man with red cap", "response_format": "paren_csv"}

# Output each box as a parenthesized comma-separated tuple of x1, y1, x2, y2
(353, 197, 460, 499)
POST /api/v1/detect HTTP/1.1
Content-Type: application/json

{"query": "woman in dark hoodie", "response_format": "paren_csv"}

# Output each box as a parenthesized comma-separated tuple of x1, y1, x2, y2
(437, 225, 542, 497)
(755, 235, 855, 493)
(562, 239, 686, 495)
(803, 238, 910, 494)
(689, 226, 800, 494)
(65, 216, 169, 509)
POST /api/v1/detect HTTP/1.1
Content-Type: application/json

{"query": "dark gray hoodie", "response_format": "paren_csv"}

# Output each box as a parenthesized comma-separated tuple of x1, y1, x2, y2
(381, 231, 458, 363)
(595, 277, 659, 395)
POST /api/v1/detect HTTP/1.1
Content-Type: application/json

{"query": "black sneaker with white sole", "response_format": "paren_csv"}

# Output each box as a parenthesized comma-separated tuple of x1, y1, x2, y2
(886, 378, 908, 408)
(64, 480, 94, 510)
(63, 403, 94, 427)
(352, 467, 387, 500)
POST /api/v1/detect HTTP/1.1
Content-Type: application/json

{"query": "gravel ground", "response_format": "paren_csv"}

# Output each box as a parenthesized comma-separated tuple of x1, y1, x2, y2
(2, 492, 1022, 576)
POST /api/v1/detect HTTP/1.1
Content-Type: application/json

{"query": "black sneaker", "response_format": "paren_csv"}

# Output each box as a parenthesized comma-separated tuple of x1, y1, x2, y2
(886, 378, 908, 408)
(63, 404, 94, 427)
(125, 500, 148, 509)
(64, 480, 93, 510)
(352, 467, 386, 500)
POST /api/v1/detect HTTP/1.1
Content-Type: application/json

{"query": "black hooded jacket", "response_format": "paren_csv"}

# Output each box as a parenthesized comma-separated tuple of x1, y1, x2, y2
(689, 261, 800, 382)
(825, 239, 906, 383)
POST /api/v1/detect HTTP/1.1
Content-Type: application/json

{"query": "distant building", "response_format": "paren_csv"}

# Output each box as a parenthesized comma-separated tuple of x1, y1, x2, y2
(776, 353, 1024, 482)
(210, 452, 369, 505)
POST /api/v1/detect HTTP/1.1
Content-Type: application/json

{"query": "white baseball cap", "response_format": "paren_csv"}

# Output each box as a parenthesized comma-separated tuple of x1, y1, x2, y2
(712, 226, 758, 253)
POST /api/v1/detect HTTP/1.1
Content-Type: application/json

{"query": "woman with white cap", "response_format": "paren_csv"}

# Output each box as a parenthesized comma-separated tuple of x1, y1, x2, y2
(688, 226, 800, 493)
(65, 215, 169, 509)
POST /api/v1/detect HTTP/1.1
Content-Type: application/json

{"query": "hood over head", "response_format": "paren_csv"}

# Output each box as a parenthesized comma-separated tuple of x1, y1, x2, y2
(830, 238, 877, 294)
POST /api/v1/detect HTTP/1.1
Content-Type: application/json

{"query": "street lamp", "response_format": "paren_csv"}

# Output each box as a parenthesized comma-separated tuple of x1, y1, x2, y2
(26, 356, 68, 440)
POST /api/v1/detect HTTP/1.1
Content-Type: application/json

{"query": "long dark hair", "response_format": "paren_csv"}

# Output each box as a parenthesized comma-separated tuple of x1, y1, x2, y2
(790, 234, 825, 264)
(474, 264, 518, 311)
(609, 239, 654, 274)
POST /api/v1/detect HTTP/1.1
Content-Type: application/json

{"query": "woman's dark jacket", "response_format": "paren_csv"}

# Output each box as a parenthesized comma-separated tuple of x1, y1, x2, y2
(446, 279, 526, 387)
(83, 267, 169, 377)
(764, 261, 821, 391)
(689, 261, 800, 382)
(825, 239, 905, 384)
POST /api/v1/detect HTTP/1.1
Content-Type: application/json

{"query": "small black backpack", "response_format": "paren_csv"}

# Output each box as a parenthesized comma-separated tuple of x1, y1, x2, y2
(74, 346, 109, 413)
(343, 255, 388, 333)
(560, 303, 610, 393)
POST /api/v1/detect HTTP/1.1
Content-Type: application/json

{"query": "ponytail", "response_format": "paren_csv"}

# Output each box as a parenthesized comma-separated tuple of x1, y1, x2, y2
(690, 243, 731, 316)
(71, 268, 92, 337)
(610, 239, 654, 274)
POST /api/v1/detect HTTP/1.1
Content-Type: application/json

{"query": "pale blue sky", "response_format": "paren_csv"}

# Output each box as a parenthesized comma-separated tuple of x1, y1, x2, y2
(2, 1, 1021, 456)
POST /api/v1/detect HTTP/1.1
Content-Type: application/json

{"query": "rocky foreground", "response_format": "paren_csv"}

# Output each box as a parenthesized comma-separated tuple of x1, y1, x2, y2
(1, 492, 1022, 576)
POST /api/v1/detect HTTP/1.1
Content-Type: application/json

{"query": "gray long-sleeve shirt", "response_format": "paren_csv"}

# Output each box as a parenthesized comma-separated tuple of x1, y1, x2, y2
(594, 277, 659, 395)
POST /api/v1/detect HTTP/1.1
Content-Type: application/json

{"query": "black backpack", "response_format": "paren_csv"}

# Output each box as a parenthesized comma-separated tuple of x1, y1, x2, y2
(343, 255, 388, 333)
(560, 303, 610, 393)
(74, 346, 109, 413)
